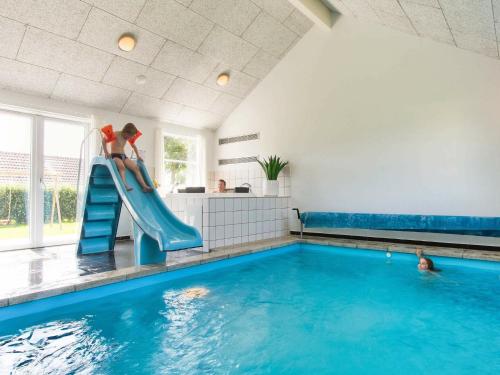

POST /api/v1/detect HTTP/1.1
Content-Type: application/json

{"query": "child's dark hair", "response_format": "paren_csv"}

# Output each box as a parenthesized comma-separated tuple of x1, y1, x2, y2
(424, 257, 434, 270)
(122, 123, 138, 135)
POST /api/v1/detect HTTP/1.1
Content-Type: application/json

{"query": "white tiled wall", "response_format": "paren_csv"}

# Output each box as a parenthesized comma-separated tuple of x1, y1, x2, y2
(207, 163, 291, 196)
(163, 195, 291, 252)
(202, 197, 290, 251)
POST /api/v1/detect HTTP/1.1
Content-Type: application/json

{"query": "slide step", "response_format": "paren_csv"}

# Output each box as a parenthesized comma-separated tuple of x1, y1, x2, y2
(83, 221, 113, 238)
(92, 176, 115, 186)
(86, 204, 116, 221)
(90, 188, 119, 204)
(79, 237, 110, 254)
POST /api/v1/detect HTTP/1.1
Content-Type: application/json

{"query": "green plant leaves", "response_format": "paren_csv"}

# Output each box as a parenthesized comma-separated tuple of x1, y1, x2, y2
(257, 155, 288, 180)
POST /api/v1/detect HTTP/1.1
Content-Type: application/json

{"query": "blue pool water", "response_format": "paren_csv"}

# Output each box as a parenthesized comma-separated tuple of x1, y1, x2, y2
(1, 244, 499, 374)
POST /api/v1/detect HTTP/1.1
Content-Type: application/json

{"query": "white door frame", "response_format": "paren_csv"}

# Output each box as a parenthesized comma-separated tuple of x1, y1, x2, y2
(0, 107, 90, 251)
(37, 116, 90, 248)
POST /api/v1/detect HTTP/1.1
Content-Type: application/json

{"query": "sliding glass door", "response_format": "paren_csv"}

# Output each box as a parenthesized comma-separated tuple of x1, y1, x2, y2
(0, 108, 89, 251)
(0, 112, 33, 249)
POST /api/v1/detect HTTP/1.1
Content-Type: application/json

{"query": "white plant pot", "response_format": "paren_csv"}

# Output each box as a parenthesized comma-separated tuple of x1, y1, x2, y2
(263, 180, 279, 197)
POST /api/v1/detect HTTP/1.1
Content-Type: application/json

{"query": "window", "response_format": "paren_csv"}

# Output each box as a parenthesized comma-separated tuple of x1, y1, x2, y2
(163, 134, 199, 193)
(0, 106, 88, 250)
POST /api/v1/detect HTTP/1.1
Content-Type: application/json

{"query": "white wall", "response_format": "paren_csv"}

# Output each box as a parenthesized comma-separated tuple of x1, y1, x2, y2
(215, 16, 500, 220)
(0, 89, 215, 236)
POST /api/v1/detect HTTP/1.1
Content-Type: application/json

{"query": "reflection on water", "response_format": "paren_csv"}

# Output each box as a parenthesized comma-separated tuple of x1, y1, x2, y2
(0, 318, 118, 375)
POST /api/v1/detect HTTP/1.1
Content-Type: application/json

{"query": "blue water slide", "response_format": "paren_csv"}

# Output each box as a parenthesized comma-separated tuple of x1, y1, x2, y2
(78, 156, 202, 265)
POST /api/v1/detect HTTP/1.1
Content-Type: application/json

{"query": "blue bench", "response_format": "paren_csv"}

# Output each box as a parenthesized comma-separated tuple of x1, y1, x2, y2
(293, 211, 500, 237)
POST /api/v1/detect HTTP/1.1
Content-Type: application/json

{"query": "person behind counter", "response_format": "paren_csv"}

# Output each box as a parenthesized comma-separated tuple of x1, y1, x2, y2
(215, 179, 226, 193)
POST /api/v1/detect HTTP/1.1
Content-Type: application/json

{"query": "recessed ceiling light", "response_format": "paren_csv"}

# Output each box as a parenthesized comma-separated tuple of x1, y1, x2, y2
(136, 75, 147, 85)
(118, 33, 136, 52)
(216, 72, 230, 86)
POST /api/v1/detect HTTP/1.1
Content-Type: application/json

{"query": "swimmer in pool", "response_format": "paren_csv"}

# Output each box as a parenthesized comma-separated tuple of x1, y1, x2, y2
(416, 248, 435, 271)
(182, 287, 209, 299)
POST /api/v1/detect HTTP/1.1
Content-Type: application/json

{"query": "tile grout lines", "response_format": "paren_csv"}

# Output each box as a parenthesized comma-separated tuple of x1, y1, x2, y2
(396, 0, 420, 36)
(436, 0, 458, 47)
(48, 72, 63, 99)
(491, 0, 500, 58)
(75, 4, 93, 40)
(13, 24, 28, 59)
(1, 1, 306, 127)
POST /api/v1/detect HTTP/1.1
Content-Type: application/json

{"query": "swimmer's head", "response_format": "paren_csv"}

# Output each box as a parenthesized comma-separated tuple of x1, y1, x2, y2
(418, 257, 434, 271)
(182, 287, 209, 299)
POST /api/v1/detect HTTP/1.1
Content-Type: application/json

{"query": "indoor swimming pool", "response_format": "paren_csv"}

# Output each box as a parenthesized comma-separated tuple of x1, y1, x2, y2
(1, 244, 499, 374)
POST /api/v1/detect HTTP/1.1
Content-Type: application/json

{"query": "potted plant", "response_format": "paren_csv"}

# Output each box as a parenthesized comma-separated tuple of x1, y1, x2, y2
(257, 155, 288, 196)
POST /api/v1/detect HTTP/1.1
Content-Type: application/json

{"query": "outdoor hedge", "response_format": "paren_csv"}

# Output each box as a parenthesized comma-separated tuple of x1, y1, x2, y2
(0, 186, 77, 225)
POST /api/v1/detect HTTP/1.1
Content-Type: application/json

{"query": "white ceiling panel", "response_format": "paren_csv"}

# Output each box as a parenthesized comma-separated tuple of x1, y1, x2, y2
(176, 106, 223, 129)
(243, 13, 298, 57)
(453, 32, 498, 58)
(367, 0, 405, 16)
(18, 27, 114, 81)
(205, 65, 258, 98)
(199, 26, 259, 70)
(121, 93, 183, 122)
(400, 1, 454, 44)
(0, 0, 90, 39)
(251, 0, 295, 22)
(0, 0, 315, 128)
(376, 10, 416, 34)
(283, 9, 315, 36)
(190, 0, 260, 36)
(210, 93, 242, 116)
(136, 0, 214, 50)
(102, 57, 175, 98)
(329, 0, 500, 62)
(152, 41, 219, 84)
(0, 16, 26, 59)
(342, 0, 380, 22)
(401, 0, 439, 6)
(494, 1, 500, 23)
(439, 0, 496, 40)
(0, 57, 59, 97)
(164, 78, 220, 110)
(243, 49, 280, 79)
(85, 0, 147, 22)
(177, 0, 194, 6)
(78, 8, 165, 65)
(52, 74, 131, 112)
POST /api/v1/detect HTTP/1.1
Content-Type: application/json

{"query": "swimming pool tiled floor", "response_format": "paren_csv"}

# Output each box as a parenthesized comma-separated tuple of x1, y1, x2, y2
(0, 236, 498, 307)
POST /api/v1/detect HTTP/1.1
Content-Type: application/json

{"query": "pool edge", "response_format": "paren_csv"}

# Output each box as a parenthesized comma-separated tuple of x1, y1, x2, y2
(1, 236, 499, 311)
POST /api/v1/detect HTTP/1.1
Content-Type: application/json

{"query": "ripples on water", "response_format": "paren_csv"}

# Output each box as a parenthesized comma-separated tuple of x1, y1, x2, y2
(0, 248, 499, 374)
(0, 318, 118, 375)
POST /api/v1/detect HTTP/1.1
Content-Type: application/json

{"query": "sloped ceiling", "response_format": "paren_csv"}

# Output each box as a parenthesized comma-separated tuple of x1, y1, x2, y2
(0, 0, 313, 129)
(326, 0, 500, 59)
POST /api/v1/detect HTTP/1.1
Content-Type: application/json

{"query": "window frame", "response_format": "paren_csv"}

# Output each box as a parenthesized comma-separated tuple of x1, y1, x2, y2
(162, 132, 201, 192)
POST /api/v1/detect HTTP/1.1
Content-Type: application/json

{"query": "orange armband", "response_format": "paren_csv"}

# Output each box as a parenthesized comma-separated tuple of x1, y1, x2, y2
(128, 130, 142, 145)
(101, 124, 116, 143)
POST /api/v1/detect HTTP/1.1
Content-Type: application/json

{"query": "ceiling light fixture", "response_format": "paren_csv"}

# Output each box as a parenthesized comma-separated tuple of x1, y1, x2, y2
(118, 33, 136, 52)
(136, 75, 147, 85)
(216, 72, 230, 86)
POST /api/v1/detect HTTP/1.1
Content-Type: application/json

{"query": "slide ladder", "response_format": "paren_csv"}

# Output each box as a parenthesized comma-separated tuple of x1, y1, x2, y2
(78, 156, 202, 265)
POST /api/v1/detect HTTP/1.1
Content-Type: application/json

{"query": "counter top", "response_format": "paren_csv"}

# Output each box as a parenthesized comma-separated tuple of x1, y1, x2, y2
(163, 193, 290, 199)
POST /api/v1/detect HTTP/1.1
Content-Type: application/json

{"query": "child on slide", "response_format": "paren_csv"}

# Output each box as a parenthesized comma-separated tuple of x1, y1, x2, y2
(102, 123, 153, 192)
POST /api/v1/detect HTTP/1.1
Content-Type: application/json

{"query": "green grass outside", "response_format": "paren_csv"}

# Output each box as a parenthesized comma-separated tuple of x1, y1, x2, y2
(0, 222, 78, 240)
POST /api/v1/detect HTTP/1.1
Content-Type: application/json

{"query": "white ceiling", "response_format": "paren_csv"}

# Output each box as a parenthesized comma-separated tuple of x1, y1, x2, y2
(326, 0, 500, 59)
(0, 0, 313, 129)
